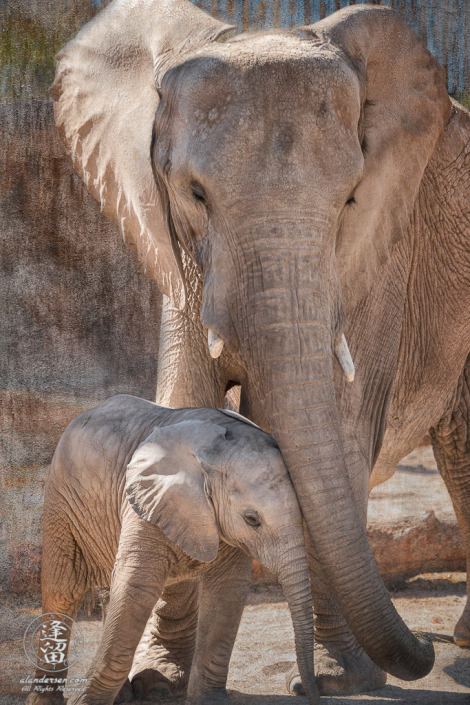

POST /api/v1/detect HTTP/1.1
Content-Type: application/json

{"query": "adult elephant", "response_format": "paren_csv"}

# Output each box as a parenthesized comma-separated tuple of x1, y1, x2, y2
(50, 0, 470, 696)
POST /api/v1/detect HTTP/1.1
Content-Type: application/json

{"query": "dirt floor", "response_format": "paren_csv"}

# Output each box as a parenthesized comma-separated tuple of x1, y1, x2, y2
(1, 448, 468, 704)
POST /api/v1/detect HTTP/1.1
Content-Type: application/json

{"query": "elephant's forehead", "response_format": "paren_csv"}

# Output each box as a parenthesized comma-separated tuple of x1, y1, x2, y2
(212, 29, 337, 64)
(177, 33, 356, 102)
(230, 445, 290, 488)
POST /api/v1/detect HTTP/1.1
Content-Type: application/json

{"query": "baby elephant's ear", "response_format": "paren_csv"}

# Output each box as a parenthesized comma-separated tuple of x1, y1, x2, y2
(126, 420, 226, 562)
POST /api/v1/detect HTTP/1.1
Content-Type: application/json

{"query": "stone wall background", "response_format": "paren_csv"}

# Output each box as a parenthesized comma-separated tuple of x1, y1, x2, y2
(0, 100, 163, 601)
(2, 1, 469, 107)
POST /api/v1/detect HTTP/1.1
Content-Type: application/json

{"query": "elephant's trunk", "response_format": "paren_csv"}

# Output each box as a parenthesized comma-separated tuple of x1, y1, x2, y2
(235, 230, 434, 680)
(272, 536, 320, 705)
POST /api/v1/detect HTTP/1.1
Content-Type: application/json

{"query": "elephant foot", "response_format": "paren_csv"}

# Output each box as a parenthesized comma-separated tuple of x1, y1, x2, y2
(454, 606, 470, 647)
(130, 627, 193, 699)
(131, 667, 186, 700)
(286, 642, 387, 697)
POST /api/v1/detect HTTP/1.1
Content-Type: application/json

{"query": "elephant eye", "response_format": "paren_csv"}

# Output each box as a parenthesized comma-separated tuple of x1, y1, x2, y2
(163, 158, 172, 176)
(244, 511, 261, 528)
(191, 182, 208, 206)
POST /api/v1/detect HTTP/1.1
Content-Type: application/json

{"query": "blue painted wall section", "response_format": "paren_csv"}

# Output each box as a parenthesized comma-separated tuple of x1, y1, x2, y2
(191, 0, 469, 94)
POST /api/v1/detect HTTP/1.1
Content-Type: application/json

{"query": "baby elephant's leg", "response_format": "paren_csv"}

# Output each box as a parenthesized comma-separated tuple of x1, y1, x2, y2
(25, 511, 88, 705)
(71, 510, 171, 705)
(131, 579, 201, 698)
(187, 544, 252, 705)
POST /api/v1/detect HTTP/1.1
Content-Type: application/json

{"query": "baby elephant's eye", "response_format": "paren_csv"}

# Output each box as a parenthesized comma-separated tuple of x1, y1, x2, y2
(244, 511, 261, 528)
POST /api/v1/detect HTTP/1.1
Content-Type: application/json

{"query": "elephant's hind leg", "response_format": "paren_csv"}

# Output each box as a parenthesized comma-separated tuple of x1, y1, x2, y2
(76, 510, 171, 705)
(430, 362, 470, 648)
(25, 510, 89, 705)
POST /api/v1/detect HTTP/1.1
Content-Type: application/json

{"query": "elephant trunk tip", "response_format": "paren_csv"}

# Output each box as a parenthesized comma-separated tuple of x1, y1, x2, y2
(393, 631, 435, 681)
(300, 671, 321, 705)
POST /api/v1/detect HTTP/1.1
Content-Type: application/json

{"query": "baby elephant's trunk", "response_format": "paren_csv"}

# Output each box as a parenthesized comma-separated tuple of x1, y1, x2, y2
(274, 534, 320, 705)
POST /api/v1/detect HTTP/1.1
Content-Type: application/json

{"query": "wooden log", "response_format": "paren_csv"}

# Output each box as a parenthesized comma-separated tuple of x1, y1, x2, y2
(251, 511, 465, 587)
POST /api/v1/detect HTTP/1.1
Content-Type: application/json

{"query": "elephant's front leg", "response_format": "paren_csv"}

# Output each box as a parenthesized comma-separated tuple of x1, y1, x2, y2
(133, 286, 228, 696)
(298, 533, 386, 696)
(187, 544, 252, 705)
(430, 360, 470, 648)
(285, 429, 388, 697)
(130, 579, 201, 698)
(156, 282, 227, 410)
(71, 512, 171, 705)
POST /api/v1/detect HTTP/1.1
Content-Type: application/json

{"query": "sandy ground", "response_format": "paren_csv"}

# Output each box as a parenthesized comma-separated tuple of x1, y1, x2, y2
(1, 447, 468, 704)
(1, 580, 468, 705)
(368, 447, 455, 525)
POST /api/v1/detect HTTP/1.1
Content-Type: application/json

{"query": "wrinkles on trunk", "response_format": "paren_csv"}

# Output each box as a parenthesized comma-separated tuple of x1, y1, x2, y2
(269, 535, 320, 705)
(234, 233, 434, 680)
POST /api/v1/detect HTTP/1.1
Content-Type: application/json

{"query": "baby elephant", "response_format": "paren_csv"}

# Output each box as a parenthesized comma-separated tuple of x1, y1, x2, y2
(27, 395, 319, 705)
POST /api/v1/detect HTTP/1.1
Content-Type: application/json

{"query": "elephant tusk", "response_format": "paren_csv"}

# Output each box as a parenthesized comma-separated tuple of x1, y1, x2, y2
(334, 334, 355, 382)
(208, 329, 224, 359)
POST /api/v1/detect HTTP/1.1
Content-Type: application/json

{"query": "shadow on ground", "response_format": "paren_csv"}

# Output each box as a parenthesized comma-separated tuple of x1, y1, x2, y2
(443, 657, 470, 688)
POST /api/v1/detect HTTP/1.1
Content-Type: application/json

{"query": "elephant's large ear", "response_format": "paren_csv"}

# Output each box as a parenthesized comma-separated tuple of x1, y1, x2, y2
(50, 0, 234, 310)
(303, 6, 451, 314)
(126, 420, 227, 561)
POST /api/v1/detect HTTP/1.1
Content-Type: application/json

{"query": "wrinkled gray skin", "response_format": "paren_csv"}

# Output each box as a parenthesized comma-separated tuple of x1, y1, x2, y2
(25, 396, 320, 705)
(50, 0, 470, 697)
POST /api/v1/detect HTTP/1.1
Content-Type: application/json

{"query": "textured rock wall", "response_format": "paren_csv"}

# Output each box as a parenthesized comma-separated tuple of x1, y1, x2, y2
(0, 100, 163, 601)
